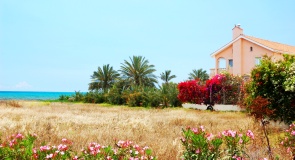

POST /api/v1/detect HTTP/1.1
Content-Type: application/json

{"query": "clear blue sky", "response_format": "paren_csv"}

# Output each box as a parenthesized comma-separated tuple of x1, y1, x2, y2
(1, 0, 294, 92)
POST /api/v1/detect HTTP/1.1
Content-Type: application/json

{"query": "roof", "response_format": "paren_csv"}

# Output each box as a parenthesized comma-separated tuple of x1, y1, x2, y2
(211, 35, 295, 57)
(245, 35, 295, 55)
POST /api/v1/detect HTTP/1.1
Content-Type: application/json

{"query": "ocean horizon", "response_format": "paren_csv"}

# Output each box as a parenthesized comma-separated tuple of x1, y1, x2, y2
(0, 91, 79, 100)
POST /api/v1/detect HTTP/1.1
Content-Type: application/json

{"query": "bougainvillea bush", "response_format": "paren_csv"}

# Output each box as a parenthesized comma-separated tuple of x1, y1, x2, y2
(177, 80, 206, 104)
(177, 73, 243, 105)
(244, 54, 295, 124)
(0, 133, 156, 160)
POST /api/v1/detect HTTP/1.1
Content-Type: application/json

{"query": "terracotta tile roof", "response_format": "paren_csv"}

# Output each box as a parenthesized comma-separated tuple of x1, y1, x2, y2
(245, 35, 295, 54)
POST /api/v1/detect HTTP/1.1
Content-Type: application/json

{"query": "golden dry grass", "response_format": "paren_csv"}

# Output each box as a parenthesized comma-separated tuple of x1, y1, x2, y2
(0, 101, 290, 159)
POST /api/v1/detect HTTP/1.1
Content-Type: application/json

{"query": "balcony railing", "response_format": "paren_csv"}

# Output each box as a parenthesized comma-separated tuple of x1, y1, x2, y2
(210, 67, 233, 77)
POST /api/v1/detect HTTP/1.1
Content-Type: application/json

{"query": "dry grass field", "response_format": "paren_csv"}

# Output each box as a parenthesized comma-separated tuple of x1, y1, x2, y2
(0, 101, 290, 159)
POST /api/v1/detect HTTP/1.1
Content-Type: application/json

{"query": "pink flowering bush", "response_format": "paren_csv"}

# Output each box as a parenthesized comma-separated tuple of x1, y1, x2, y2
(80, 140, 155, 160)
(0, 133, 156, 160)
(181, 126, 254, 159)
(281, 123, 295, 159)
(0, 133, 36, 159)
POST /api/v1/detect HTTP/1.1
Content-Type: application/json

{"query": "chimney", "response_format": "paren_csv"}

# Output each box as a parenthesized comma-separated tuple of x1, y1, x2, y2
(232, 24, 243, 39)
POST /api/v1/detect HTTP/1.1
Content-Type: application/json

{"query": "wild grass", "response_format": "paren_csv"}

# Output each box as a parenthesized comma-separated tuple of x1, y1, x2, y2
(0, 101, 290, 159)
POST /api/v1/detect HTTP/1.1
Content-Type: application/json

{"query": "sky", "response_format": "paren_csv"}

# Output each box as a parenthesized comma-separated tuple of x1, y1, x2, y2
(0, 0, 295, 92)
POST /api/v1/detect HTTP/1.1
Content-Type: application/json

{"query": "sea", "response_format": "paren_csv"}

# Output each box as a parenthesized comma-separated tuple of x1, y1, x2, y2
(0, 91, 76, 100)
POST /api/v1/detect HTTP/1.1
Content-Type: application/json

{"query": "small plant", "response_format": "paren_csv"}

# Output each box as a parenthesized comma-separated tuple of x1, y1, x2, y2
(181, 126, 254, 159)
(0, 133, 156, 159)
(280, 123, 295, 159)
(80, 140, 156, 159)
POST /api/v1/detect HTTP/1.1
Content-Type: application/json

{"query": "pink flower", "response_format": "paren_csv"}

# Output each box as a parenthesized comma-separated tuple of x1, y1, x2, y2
(58, 144, 68, 151)
(143, 146, 149, 150)
(46, 153, 53, 159)
(72, 156, 79, 160)
(195, 148, 200, 154)
(15, 133, 24, 139)
(33, 148, 37, 154)
(191, 128, 199, 134)
(287, 147, 291, 153)
(206, 133, 214, 141)
(228, 130, 237, 137)
(40, 145, 51, 151)
(232, 155, 243, 160)
(200, 126, 205, 132)
(291, 130, 295, 136)
(222, 130, 237, 137)
(9, 139, 16, 147)
(239, 138, 243, 144)
(246, 130, 254, 139)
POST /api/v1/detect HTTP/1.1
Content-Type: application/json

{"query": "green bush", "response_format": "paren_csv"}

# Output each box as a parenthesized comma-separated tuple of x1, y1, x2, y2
(106, 86, 125, 105)
(244, 55, 295, 124)
(84, 91, 105, 103)
(147, 90, 161, 107)
(72, 91, 85, 102)
(181, 126, 254, 159)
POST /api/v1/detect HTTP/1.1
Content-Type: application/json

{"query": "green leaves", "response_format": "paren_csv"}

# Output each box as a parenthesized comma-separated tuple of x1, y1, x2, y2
(89, 64, 120, 92)
(181, 126, 253, 160)
(120, 56, 157, 87)
(246, 54, 295, 124)
(188, 68, 209, 82)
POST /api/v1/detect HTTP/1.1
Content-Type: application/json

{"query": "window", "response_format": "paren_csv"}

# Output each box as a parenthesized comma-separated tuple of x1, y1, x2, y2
(255, 57, 261, 65)
(250, 47, 253, 52)
(229, 59, 233, 67)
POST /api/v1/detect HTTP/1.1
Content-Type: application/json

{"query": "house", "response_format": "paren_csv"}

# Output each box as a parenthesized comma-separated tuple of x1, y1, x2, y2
(210, 25, 295, 78)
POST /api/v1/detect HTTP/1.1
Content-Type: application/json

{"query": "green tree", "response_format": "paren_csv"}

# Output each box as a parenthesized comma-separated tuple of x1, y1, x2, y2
(89, 64, 120, 93)
(188, 68, 209, 81)
(243, 54, 295, 124)
(160, 70, 176, 84)
(120, 56, 157, 87)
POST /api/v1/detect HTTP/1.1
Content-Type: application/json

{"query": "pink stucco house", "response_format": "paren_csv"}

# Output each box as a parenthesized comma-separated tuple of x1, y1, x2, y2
(210, 25, 295, 78)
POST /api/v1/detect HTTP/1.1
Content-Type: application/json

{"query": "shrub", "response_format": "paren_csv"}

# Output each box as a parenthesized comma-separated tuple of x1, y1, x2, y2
(177, 80, 206, 104)
(0, 133, 157, 160)
(84, 91, 105, 103)
(281, 123, 295, 159)
(244, 55, 295, 124)
(127, 91, 148, 107)
(160, 82, 181, 107)
(177, 74, 243, 106)
(72, 91, 85, 102)
(106, 86, 125, 105)
(181, 126, 254, 159)
(146, 89, 161, 107)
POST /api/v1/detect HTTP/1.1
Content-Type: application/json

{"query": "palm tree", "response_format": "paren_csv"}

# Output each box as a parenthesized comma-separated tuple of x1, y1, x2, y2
(188, 68, 209, 81)
(120, 55, 157, 87)
(89, 64, 120, 92)
(160, 70, 176, 83)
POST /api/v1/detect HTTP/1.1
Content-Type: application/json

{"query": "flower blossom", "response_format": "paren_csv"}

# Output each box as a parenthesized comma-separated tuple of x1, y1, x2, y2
(246, 130, 254, 139)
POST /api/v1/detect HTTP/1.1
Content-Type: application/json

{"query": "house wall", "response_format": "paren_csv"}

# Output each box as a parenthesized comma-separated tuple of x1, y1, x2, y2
(233, 39, 242, 75)
(241, 39, 275, 75)
(212, 38, 286, 77)
(214, 46, 233, 74)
